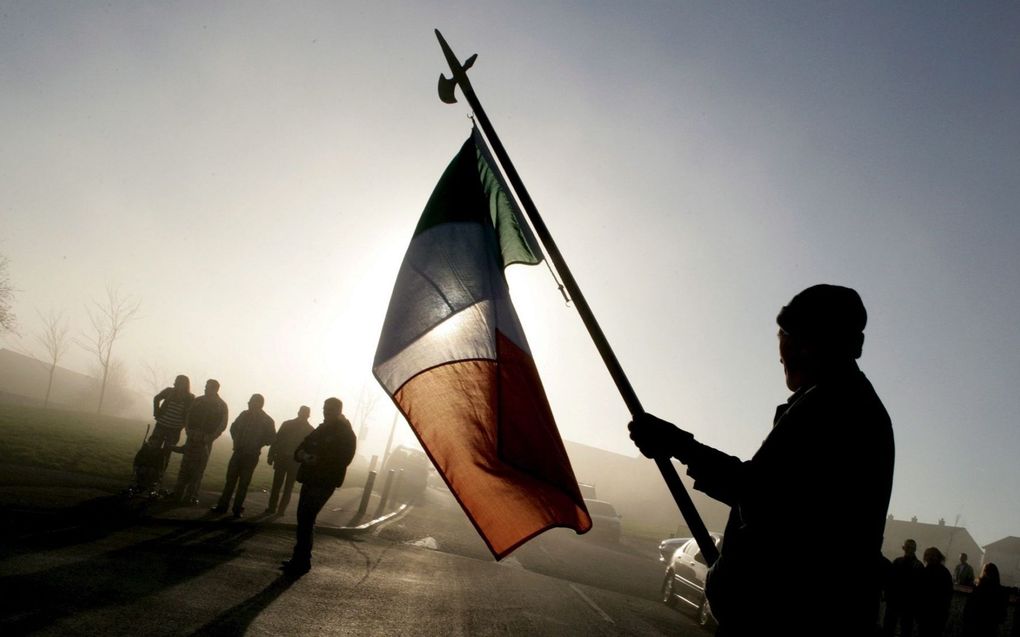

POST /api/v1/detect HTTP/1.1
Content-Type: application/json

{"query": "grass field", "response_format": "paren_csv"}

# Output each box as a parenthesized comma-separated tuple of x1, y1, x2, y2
(0, 402, 371, 493)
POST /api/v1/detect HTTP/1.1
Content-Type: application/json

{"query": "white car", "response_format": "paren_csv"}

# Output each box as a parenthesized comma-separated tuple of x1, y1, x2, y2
(660, 534, 722, 629)
(657, 536, 690, 562)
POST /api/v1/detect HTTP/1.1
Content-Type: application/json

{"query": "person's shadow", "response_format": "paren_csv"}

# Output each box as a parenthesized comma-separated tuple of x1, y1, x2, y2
(191, 575, 296, 635)
(0, 522, 263, 634)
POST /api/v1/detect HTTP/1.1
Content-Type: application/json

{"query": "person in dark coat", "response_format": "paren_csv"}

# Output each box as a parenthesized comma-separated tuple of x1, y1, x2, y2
(917, 547, 954, 637)
(172, 378, 228, 504)
(212, 393, 276, 518)
(963, 563, 1008, 637)
(281, 397, 356, 576)
(885, 539, 924, 636)
(265, 405, 314, 516)
(628, 284, 895, 637)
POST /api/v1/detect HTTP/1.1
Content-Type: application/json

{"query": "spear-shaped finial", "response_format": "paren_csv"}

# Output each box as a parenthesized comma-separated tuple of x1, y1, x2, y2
(436, 29, 477, 104)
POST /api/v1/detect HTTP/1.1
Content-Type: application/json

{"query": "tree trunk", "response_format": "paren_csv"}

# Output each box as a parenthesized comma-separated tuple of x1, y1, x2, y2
(96, 360, 110, 415)
(43, 363, 56, 408)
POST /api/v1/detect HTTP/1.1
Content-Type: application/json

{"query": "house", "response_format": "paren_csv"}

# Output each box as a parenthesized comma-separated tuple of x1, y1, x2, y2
(882, 516, 982, 568)
(981, 536, 1020, 587)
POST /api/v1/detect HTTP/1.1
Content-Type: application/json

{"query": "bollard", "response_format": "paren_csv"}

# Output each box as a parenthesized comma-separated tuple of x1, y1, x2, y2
(374, 469, 397, 517)
(392, 468, 405, 504)
(357, 470, 378, 518)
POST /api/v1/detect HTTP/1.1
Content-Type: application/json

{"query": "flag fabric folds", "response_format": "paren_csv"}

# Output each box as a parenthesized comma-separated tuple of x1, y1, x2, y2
(373, 129, 592, 559)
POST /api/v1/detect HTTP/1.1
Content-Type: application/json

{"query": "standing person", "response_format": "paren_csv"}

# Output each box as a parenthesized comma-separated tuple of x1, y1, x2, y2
(917, 547, 954, 637)
(281, 397, 356, 576)
(963, 563, 1008, 637)
(151, 375, 195, 482)
(885, 539, 924, 637)
(628, 284, 894, 637)
(955, 553, 976, 587)
(172, 379, 228, 504)
(212, 394, 275, 518)
(265, 405, 314, 516)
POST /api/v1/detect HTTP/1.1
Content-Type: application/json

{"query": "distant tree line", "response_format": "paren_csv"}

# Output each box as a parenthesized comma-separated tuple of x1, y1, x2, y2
(1, 254, 143, 415)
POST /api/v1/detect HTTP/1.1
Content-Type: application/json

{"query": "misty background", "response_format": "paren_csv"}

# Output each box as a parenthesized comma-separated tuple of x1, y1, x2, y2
(1, 3, 1019, 546)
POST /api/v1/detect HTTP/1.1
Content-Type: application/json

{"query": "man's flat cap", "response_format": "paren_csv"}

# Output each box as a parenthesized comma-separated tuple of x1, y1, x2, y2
(777, 284, 867, 342)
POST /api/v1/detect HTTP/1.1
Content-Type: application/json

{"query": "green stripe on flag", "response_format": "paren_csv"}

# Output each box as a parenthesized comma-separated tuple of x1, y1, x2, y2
(414, 132, 542, 268)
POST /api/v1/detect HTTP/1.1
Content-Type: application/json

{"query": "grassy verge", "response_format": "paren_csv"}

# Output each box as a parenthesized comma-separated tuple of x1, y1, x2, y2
(0, 402, 275, 492)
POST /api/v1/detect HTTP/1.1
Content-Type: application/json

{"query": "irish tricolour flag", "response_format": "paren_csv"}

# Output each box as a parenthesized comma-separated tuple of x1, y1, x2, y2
(373, 130, 592, 559)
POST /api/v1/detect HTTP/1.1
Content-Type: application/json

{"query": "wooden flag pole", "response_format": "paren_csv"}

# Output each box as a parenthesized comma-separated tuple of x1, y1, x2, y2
(434, 29, 719, 566)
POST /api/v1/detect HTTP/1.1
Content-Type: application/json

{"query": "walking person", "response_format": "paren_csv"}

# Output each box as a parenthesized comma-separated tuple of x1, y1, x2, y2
(917, 547, 953, 637)
(151, 375, 195, 484)
(265, 405, 314, 516)
(281, 397, 356, 576)
(212, 394, 275, 518)
(628, 284, 894, 637)
(172, 379, 228, 504)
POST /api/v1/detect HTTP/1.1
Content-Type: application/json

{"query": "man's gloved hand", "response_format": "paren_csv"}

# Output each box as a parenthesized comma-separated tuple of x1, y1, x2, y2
(628, 413, 697, 463)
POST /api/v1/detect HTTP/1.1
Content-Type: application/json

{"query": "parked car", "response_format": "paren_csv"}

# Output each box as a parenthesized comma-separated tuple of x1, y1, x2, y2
(657, 536, 691, 562)
(381, 446, 432, 501)
(661, 534, 723, 630)
(583, 499, 622, 543)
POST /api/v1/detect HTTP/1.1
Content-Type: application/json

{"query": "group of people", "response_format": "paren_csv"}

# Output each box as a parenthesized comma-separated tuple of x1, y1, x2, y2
(145, 375, 358, 576)
(884, 539, 1011, 637)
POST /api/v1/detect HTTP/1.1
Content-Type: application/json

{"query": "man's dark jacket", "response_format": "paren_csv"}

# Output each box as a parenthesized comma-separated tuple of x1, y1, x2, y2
(686, 365, 894, 634)
(295, 415, 357, 489)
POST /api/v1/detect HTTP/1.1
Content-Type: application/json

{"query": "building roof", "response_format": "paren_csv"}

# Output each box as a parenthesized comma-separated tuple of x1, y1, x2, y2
(983, 536, 1020, 552)
(883, 518, 982, 559)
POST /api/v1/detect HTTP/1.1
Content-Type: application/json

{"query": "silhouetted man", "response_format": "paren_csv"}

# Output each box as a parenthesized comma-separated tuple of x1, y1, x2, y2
(955, 552, 975, 587)
(885, 538, 923, 636)
(172, 379, 228, 504)
(212, 393, 275, 518)
(629, 284, 894, 637)
(151, 374, 195, 482)
(265, 405, 314, 515)
(281, 397, 356, 576)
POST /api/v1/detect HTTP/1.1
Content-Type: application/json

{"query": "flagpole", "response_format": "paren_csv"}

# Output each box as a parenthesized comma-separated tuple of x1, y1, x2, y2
(434, 29, 718, 566)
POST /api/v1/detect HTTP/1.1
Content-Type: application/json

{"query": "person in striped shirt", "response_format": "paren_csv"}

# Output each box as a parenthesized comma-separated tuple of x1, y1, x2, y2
(150, 375, 195, 484)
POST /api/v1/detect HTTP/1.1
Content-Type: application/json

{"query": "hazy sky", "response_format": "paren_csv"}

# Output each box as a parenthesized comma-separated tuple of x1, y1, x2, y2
(2, 2, 1018, 546)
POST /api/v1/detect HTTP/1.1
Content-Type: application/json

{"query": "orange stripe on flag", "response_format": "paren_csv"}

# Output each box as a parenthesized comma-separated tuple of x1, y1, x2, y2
(394, 331, 591, 559)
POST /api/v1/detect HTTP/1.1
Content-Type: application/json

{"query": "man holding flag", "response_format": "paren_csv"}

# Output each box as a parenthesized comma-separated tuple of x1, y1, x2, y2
(629, 284, 895, 636)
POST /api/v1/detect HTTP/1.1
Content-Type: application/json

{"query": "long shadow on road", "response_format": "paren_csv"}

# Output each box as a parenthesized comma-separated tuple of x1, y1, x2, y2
(191, 574, 296, 636)
(0, 516, 263, 634)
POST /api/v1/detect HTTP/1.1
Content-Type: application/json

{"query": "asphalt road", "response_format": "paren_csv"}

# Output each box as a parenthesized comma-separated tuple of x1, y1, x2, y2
(0, 480, 707, 636)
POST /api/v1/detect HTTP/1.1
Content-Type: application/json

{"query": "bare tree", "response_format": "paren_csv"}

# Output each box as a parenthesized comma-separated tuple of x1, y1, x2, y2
(35, 309, 72, 408)
(79, 286, 141, 414)
(0, 255, 15, 333)
(142, 360, 169, 396)
(352, 384, 381, 442)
